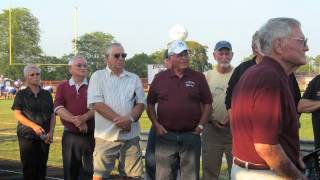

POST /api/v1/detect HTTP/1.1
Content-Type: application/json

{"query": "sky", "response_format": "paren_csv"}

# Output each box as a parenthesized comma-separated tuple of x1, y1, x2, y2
(1, 0, 320, 66)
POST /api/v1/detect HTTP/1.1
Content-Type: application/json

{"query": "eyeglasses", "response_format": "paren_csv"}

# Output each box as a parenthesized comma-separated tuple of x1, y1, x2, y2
(29, 73, 40, 77)
(75, 64, 87, 68)
(113, 53, 127, 59)
(287, 37, 308, 48)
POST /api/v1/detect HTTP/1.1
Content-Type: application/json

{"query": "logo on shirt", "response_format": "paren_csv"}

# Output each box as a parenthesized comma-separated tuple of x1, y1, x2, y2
(185, 81, 195, 88)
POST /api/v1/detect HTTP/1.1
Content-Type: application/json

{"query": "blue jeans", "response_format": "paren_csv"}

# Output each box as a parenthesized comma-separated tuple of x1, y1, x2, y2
(145, 127, 156, 180)
(155, 131, 201, 180)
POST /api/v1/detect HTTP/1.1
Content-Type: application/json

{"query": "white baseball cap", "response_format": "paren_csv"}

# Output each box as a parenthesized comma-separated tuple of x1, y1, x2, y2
(168, 40, 188, 56)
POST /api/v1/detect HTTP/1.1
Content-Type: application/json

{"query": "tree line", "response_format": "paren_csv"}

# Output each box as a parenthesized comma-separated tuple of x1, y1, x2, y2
(0, 8, 317, 80)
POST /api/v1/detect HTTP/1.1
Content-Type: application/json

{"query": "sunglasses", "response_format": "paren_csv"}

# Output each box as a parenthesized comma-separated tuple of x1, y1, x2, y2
(113, 53, 127, 59)
(75, 64, 87, 68)
(29, 73, 40, 77)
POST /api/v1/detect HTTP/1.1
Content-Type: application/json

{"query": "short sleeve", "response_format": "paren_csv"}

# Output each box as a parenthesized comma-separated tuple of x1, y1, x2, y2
(302, 77, 317, 100)
(54, 82, 66, 112)
(12, 91, 23, 111)
(87, 71, 105, 108)
(199, 74, 213, 105)
(134, 77, 146, 105)
(252, 86, 281, 144)
(147, 74, 159, 105)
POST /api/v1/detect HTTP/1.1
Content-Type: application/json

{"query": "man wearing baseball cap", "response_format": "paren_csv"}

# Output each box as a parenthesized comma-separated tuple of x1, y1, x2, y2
(202, 40, 234, 180)
(147, 40, 212, 180)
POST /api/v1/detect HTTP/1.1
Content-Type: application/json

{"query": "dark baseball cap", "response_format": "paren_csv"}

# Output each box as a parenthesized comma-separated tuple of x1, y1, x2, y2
(214, 41, 232, 51)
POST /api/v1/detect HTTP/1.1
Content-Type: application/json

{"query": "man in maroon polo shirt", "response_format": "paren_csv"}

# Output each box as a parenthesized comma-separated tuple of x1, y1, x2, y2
(54, 55, 95, 180)
(231, 18, 308, 179)
(147, 40, 212, 180)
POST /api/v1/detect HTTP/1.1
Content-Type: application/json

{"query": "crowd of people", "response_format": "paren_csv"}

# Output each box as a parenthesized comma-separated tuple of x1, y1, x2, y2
(10, 17, 318, 180)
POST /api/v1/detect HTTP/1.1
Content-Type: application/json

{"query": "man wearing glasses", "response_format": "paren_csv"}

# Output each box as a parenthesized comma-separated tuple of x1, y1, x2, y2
(54, 55, 95, 180)
(147, 40, 212, 180)
(231, 18, 308, 179)
(88, 43, 145, 180)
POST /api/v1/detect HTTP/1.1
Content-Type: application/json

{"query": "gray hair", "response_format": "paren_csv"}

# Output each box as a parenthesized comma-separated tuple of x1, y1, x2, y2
(251, 31, 264, 56)
(23, 64, 41, 78)
(105, 42, 123, 57)
(68, 54, 87, 65)
(258, 17, 301, 55)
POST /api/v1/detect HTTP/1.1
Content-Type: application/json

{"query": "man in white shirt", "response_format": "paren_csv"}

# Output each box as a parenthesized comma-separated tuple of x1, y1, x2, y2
(88, 43, 146, 180)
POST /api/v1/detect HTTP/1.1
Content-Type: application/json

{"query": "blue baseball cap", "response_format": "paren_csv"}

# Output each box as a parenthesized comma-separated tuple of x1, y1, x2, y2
(214, 41, 232, 51)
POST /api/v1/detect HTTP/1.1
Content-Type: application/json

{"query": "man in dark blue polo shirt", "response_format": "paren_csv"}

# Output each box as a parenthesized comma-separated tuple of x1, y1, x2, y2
(231, 18, 308, 179)
(147, 40, 212, 180)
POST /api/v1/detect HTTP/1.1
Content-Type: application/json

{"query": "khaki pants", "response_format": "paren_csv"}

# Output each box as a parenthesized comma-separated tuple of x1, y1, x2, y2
(202, 123, 233, 180)
(93, 137, 143, 178)
(231, 164, 286, 180)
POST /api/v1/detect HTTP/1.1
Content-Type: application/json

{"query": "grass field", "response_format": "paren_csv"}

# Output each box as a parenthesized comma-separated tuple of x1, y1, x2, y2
(0, 98, 314, 179)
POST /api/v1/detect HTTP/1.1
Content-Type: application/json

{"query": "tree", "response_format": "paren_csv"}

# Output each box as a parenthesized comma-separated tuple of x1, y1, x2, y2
(241, 54, 255, 62)
(125, 53, 155, 77)
(149, 49, 167, 64)
(0, 8, 42, 79)
(186, 41, 211, 72)
(76, 32, 114, 76)
(39, 55, 70, 80)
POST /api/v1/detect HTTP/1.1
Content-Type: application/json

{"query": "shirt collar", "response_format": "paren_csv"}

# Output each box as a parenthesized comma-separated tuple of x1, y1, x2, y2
(106, 66, 129, 78)
(169, 68, 192, 78)
(25, 86, 42, 97)
(69, 77, 88, 86)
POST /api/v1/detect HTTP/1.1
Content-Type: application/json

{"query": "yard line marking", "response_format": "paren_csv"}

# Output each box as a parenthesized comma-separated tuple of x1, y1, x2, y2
(0, 168, 64, 180)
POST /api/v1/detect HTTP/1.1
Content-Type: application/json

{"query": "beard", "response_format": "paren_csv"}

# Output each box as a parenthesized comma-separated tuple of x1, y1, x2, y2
(220, 62, 231, 68)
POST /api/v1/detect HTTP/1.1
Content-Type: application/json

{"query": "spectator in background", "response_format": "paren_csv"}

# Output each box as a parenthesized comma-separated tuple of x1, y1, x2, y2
(54, 55, 95, 180)
(202, 41, 234, 180)
(88, 43, 145, 180)
(298, 76, 320, 149)
(12, 64, 56, 180)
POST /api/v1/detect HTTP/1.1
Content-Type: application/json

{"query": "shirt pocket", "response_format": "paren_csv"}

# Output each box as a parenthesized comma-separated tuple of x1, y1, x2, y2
(186, 86, 200, 100)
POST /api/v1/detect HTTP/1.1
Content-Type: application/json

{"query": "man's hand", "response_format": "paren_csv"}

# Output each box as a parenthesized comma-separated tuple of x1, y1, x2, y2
(72, 115, 86, 127)
(154, 122, 167, 135)
(32, 124, 45, 136)
(113, 116, 132, 130)
(45, 132, 53, 144)
(78, 123, 88, 133)
(193, 126, 203, 135)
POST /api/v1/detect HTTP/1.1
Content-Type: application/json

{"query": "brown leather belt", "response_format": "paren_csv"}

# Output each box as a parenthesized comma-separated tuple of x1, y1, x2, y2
(233, 158, 270, 170)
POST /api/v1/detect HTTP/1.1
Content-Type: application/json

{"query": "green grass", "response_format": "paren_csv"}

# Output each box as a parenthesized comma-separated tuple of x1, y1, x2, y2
(0, 98, 315, 179)
(0, 99, 152, 167)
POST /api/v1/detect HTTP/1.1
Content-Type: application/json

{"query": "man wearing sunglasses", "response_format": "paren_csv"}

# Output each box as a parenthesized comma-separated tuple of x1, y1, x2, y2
(88, 43, 145, 180)
(231, 18, 308, 179)
(147, 40, 212, 180)
(54, 55, 95, 180)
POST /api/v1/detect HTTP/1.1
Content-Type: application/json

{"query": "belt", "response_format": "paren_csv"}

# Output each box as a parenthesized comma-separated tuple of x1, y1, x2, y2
(233, 157, 270, 170)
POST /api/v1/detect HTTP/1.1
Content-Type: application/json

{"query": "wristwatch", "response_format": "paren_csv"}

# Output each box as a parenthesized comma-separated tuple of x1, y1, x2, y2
(197, 124, 204, 130)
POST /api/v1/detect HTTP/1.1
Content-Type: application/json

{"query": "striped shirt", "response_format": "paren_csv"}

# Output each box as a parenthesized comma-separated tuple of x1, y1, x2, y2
(88, 66, 146, 141)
